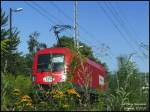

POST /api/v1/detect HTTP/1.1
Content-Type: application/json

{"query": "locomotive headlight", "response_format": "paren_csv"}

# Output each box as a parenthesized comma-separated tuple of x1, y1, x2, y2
(60, 74, 67, 82)
(32, 76, 36, 82)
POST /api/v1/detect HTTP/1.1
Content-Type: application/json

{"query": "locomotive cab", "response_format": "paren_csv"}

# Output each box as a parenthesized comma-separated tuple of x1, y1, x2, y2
(32, 48, 71, 85)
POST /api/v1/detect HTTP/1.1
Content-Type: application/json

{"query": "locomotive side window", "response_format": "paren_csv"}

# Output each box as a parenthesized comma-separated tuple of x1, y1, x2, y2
(52, 54, 64, 72)
(37, 54, 50, 72)
(37, 54, 64, 72)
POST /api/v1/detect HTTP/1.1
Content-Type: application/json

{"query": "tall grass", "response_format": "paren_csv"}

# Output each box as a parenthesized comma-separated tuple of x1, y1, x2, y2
(1, 73, 32, 111)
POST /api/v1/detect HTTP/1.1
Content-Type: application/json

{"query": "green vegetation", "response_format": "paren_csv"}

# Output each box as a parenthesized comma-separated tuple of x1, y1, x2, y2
(1, 9, 149, 111)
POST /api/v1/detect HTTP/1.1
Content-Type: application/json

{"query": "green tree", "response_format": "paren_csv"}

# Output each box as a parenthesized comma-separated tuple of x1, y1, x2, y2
(1, 10, 10, 56)
(26, 31, 47, 69)
(27, 31, 39, 54)
(54, 36, 104, 64)
(1, 9, 20, 74)
(107, 55, 144, 111)
(37, 43, 47, 51)
(116, 55, 142, 103)
(27, 31, 47, 54)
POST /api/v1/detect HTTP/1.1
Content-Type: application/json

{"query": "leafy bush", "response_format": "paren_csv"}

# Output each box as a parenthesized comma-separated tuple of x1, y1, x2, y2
(1, 73, 32, 111)
(14, 75, 32, 95)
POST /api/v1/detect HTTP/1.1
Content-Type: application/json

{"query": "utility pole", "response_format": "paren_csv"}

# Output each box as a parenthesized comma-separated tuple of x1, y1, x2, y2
(10, 8, 12, 38)
(9, 8, 23, 38)
(74, 1, 79, 49)
(4, 8, 12, 73)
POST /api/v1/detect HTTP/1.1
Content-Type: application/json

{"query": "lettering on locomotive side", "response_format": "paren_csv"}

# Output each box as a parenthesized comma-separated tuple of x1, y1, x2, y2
(52, 55, 64, 63)
(99, 75, 104, 86)
(43, 76, 54, 82)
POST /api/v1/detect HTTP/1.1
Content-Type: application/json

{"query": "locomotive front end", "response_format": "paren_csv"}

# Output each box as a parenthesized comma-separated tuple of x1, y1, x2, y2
(32, 48, 71, 87)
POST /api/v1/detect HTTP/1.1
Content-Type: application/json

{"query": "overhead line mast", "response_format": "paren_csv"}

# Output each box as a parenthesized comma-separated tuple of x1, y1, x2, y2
(74, 1, 79, 49)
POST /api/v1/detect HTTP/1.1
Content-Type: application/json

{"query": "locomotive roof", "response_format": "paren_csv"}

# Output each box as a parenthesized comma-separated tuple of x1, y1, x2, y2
(86, 58, 107, 75)
(36, 47, 70, 54)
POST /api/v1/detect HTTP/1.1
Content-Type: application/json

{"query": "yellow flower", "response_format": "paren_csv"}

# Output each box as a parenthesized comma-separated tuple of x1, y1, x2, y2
(13, 89, 21, 96)
(26, 102, 32, 106)
(14, 89, 20, 93)
(67, 88, 80, 97)
(21, 95, 32, 103)
(63, 104, 69, 108)
(13, 92, 20, 96)
(53, 94, 65, 99)
(21, 98, 28, 102)
(22, 95, 31, 99)
(15, 102, 20, 106)
(76, 93, 80, 98)
(67, 88, 76, 94)
(51, 89, 64, 95)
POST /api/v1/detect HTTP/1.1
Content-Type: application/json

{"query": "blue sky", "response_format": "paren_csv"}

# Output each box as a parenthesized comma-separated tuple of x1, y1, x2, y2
(1, 1, 149, 72)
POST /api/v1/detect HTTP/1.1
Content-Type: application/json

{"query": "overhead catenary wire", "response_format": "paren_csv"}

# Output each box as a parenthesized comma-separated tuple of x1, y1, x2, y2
(50, 1, 116, 60)
(114, 2, 145, 43)
(50, 2, 103, 45)
(32, 1, 73, 37)
(49, 3, 100, 47)
(97, 2, 149, 67)
(96, 2, 147, 63)
(51, 1, 74, 23)
(24, 1, 73, 40)
(24, 1, 91, 47)
(33, 1, 64, 24)
(113, 2, 149, 58)
(24, 1, 57, 25)
(105, 2, 147, 59)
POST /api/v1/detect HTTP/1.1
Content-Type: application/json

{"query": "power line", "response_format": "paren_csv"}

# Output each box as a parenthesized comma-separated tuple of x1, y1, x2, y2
(50, 1, 94, 45)
(105, 2, 147, 59)
(51, 1, 74, 23)
(96, 2, 145, 61)
(114, 2, 144, 42)
(24, 1, 57, 25)
(32, 1, 73, 36)
(24, 1, 73, 39)
(96, 2, 148, 67)
(25, 1, 93, 48)
(50, 1, 116, 60)
(33, 1, 64, 24)
(50, 2, 103, 45)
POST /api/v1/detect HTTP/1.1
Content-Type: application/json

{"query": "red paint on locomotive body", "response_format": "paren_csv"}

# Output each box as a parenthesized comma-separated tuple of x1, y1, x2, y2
(32, 47, 108, 90)
(32, 48, 71, 85)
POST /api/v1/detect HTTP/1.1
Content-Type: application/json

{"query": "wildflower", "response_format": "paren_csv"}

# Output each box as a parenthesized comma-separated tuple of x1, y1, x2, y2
(53, 94, 65, 99)
(14, 89, 20, 93)
(21, 98, 28, 102)
(15, 102, 20, 106)
(76, 93, 80, 98)
(13, 89, 21, 96)
(51, 89, 64, 96)
(26, 102, 32, 106)
(13, 92, 20, 96)
(21, 95, 32, 103)
(67, 88, 80, 97)
(63, 104, 69, 108)
(22, 95, 31, 100)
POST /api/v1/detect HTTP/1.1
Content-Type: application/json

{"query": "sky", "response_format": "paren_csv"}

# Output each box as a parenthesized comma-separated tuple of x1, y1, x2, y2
(1, 1, 149, 72)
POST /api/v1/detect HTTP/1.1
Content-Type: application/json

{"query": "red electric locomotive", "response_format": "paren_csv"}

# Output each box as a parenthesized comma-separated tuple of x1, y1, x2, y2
(32, 47, 108, 91)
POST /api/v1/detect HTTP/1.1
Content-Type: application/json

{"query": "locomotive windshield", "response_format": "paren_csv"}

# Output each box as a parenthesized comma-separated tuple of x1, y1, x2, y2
(37, 54, 64, 72)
